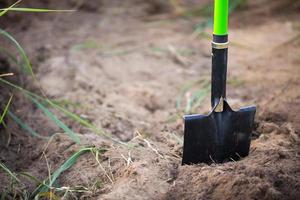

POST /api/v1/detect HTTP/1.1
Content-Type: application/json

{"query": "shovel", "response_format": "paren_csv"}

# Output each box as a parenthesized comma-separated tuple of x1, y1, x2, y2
(182, 0, 256, 165)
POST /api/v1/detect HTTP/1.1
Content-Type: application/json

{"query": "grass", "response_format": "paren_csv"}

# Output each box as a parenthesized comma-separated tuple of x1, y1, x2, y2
(32, 147, 106, 196)
(0, 0, 75, 16)
(28, 95, 81, 144)
(0, 147, 107, 199)
(0, 7, 75, 13)
(176, 78, 210, 114)
(150, 46, 195, 57)
(0, 3, 120, 144)
(0, 77, 125, 144)
(0, 0, 21, 17)
(0, 28, 35, 77)
(71, 40, 104, 51)
(0, 77, 82, 143)
(7, 110, 49, 139)
(164, 78, 211, 124)
(171, 76, 245, 122)
(0, 3, 120, 198)
(0, 162, 20, 183)
(0, 95, 13, 124)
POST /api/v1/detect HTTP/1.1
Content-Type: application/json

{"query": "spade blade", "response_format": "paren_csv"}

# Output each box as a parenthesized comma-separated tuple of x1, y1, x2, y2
(182, 102, 256, 165)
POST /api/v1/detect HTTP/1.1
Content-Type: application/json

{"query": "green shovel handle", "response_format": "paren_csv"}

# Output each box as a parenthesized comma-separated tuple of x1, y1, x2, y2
(213, 0, 228, 36)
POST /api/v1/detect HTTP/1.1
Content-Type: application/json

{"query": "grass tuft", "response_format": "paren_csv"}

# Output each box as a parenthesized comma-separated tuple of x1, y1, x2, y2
(28, 95, 81, 144)
(176, 78, 210, 114)
(0, 29, 35, 78)
(0, 78, 126, 145)
(7, 111, 49, 139)
(32, 147, 107, 197)
(0, 0, 75, 17)
(0, 162, 20, 183)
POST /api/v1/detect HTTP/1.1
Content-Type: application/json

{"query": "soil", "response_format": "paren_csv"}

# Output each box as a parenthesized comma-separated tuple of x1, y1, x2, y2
(0, 0, 299, 199)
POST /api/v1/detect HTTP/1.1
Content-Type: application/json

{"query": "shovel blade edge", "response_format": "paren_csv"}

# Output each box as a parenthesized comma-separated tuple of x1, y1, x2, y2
(182, 106, 256, 165)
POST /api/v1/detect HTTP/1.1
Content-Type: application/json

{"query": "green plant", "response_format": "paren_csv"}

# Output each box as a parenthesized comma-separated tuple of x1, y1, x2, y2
(0, 162, 20, 183)
(0, 0, 74, 16)
(0, 2, 117, 198)
(32, 147, 106, 196)
(176, 78, 210, 114)
(0, 147, 107, 199)
(0, 1, 119, 144)
(0, 95, 13, 125)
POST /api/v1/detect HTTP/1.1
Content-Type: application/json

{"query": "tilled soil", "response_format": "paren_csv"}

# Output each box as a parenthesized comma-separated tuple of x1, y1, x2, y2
(0, 0, 299, 199)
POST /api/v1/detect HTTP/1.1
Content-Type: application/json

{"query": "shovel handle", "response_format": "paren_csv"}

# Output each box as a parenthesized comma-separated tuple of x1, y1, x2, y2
(213, 0, 228, 36)
(211, 0, 229, 109)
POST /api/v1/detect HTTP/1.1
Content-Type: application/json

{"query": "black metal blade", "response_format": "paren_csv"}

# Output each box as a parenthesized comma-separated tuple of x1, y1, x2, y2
(182, 102, 256, 165)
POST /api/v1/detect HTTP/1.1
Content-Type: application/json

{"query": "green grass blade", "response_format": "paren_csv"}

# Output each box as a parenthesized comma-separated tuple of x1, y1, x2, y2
(0, 0, 21, 17)
(0, 162, 20, 183)
(176, 78, 210, 114)
(0, 8, 75, 13)
(0, 95, 13, 124)
(7, 111, 49, 139)
(185, 90, 209, 114)
(1, 192, 7, 200)
(49, 148, 90, 186)
(0, 46, 21, 67)
(0, 78, 105, 135)
(46, 101, 129, 146)
(48, 101, 108, 136)
(19, 172, 43, 185)
(0, 29, 35, 77)
(27, 95, 80, 144)
(0, 78, 127, 146)
(32, 147, 97, 196)
(189, 86, 210, 113)
(49, 99, 82, 109)
(176, 79, 202, 110)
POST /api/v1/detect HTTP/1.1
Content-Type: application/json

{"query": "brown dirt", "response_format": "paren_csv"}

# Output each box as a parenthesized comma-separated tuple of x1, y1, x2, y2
(0, 0, 299, 199)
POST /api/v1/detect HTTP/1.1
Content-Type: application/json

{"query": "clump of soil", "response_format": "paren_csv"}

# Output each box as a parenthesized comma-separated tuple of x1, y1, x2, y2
(167, 122, 300, 200)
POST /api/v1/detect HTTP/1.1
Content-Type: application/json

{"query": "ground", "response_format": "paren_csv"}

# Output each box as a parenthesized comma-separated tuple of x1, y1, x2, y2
(0, 0, 299, 199)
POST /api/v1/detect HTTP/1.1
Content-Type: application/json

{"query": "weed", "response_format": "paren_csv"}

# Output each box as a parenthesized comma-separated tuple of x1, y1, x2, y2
(1, 147, 107, 199)
(0, 94, 13, 124)
(0, 162, 20, 183)
(71, 40, 104, 51)
(32, 147, 107, 198)
(0, 0, 21, 17)
(0, 77, 126, 145)
(0, 1, 75, 16)
(0, 28, 35, 77)
(30, 95, 81, 143)
(176, 78, 210, 114)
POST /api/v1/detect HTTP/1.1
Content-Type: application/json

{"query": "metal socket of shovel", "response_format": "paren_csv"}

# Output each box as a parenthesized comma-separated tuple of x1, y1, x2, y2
(182, 0, 256, 165)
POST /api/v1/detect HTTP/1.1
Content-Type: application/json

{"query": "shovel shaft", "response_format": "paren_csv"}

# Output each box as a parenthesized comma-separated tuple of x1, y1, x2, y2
(211, 0, 229, 108)
(211, 41, 228, 108)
